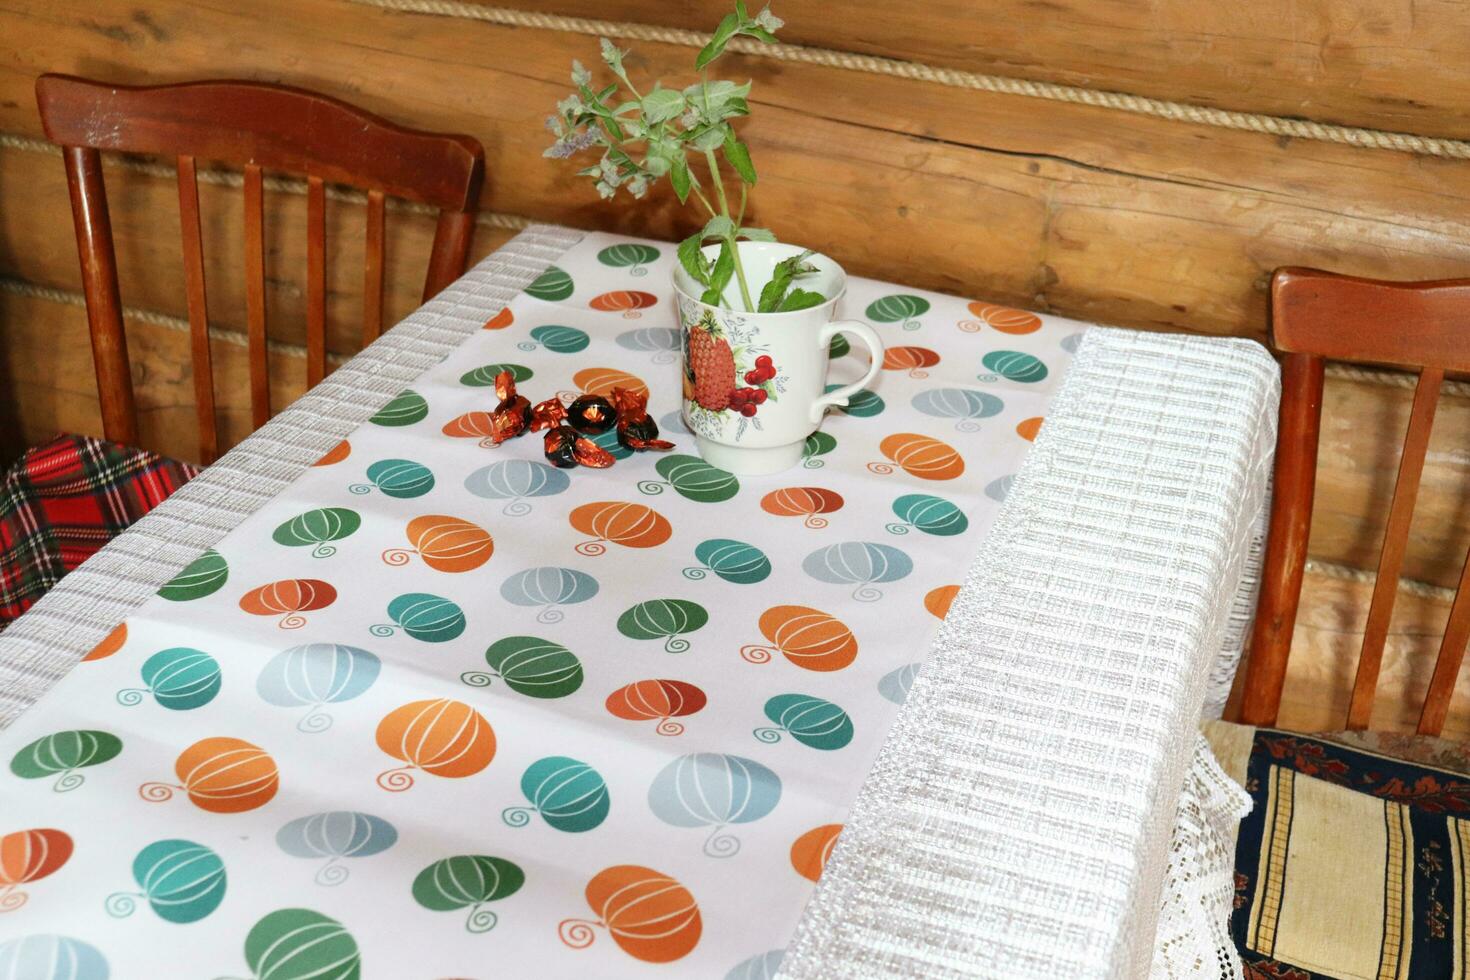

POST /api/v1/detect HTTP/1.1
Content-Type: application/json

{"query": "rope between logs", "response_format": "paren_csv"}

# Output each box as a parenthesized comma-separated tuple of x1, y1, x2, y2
(349, 0, 1470, 161)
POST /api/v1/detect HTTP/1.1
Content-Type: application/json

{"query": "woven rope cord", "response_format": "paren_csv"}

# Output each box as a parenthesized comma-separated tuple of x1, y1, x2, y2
(349, 0, 1470, 161)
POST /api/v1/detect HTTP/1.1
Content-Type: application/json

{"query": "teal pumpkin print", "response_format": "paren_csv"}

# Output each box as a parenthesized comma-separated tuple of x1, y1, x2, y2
(754, 694, 854, 750)
(412, 855, 525, 933)
(460, 363, 533, 387)
(116, 648, 221, 710)
(525, 265, 574, 301)
(502, 756, 609, 833)
(980, 349, 1048, 383)
(828, 332, 850, 358)
(0, 936, 109, 980)
(370, 388, 429, 426)
(349, 459, 434, 499)
(10, 730, 122, 792)
(276, 811, 398, 886)
(866, 294, 931, 331)
(824, 384, 884, 418)
(597, 242, 660, 276)
(241, 908, 360, 979)
(803, 541, 913, 601)
(911, 388, 1004, 431)
(500, 566, 598, 624)
(272, 507, 361, 558)
(518, 324, 589, 354)
(462, 636, 583, 699)
(802, 431, 837, 469)
(638, 454, 739, 503)
(616, 599, 709, 653)
(159, 548, 228, 601)
(886, 494, 969, 537)
(370, 593, 465, 643)
(684, 539, 770, 585)
(589, 426, 633, 460)
(758, 696, 852, 752)
(106, 839, 226, 923)
(647, 753, 782, 857)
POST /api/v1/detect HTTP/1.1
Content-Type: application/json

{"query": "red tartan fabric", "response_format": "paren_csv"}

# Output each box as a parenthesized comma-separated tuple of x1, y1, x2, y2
(0, 434, 199, 627)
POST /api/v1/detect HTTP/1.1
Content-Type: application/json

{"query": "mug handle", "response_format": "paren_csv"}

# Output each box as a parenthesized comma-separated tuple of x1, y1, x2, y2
(810, 320, 884, 424)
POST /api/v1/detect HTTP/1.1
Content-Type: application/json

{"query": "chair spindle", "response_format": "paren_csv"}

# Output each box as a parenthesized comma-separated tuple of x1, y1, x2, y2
(243, 164, 270, 428)
(306, 175, 327, 387)
(363, 189, 385, 346)
(175, 155, 218, 464)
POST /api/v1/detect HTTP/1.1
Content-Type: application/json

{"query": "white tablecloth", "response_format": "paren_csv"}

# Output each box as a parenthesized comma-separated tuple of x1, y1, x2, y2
(0, 226, 1277, 978)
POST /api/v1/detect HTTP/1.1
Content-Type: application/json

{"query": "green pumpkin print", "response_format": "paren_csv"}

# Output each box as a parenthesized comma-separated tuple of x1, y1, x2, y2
(158, 548, 229, 601)
(460, 363, 533, 387)
(597, 243, 660, 277)
(461, 637, 583, 699)
(11, 729, 123, 792)
(272, 508, 361, 558)
(636, 454, 738, 503)
(865, 294, 931, 331)
(616, 599, 709, 653)
(412, 856, 524, 933)
(241, 908, 360, 979)
(370, 389, 429, 427)
(524, 265, 574, 302)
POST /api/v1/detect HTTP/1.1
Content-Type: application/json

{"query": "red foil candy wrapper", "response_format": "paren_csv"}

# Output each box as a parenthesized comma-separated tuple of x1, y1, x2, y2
(567, 394, 617, 434)
(529, 397, 568, 432)
(489, 370, 531, 444)
(543, 425, 614, 468)
(611, 387, 675, 452)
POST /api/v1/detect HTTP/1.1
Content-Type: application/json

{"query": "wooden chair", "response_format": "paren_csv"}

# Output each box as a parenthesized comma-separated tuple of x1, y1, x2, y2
(34, 74, 485, 464)
(1239, 267, 1470, 734)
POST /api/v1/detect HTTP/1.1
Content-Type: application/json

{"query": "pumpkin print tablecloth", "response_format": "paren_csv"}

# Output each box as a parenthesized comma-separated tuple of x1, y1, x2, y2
(0, 231, 1081, 979)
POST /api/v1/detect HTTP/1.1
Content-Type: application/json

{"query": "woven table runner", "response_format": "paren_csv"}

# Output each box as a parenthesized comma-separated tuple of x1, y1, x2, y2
(0, 229, 1082, 977)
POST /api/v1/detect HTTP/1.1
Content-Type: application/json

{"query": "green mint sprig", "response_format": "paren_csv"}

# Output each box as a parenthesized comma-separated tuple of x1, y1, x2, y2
(546, 2, 812, 314)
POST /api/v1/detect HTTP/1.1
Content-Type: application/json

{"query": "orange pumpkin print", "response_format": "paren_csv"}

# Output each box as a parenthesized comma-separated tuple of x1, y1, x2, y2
(589, 290, 658, 319)
(139, 737, 280, 813)
(569, 501, 671, 556)
(790, 824, 843, 882)
(605, 679, 706, 736)
(925, 584, 961, 620)
(881, 346, 940, 379)
(869, 433, 964, 481)
(559, 865, 701, 963)
(383, 516, 493, 572)
(741, 605, 857, 671)
(83, 622, 127, 662)
(238, 579, 337, 629)
(566, 368, 648, 403)
(442, 412, 499, 448)
(1016, 416, 1043, 441)
(484, 307, 514, 330)
(0, 828, 72, 912)
(760, 487, 844, 529)
(959, 301, 1042, 335)
(375, 698, 496, 791)
(313, 439, 351, 466)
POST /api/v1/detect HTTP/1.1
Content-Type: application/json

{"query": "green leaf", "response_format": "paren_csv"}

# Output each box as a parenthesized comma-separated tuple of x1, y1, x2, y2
(779, 287, 826, 311)
(701, 240, 735, 306)
(679, 231, 711, 285)
(670, 155, 692, 203)
(736, 0, 749, 19)
(737, 226, 776, 241)
(740, 24, 779, 43)
(757, 249, 819, 312)
(641, 87, 685, 124)
(690, 125, 727, 152)
(696, 12, 740, 69)
(701, 215, 735, 241)
(600, 38, 630, 83)
(571, 60, 592, 87)
(723, 129, 756, 184)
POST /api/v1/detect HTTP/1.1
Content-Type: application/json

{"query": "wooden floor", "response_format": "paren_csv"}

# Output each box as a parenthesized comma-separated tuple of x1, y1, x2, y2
(1260, 567, 1465, 739)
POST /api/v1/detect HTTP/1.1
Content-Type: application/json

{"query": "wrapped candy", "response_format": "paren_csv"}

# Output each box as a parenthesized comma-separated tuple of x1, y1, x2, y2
(611, 387, 674, 452)
(489, 370, 532, 444)
(529, 397, 569, 432)
(567, 395, 617, 434)
(543, 426, 615, 469)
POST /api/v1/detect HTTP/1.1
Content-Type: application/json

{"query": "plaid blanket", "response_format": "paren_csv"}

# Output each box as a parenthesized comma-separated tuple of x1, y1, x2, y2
(0, 434, 198, 628)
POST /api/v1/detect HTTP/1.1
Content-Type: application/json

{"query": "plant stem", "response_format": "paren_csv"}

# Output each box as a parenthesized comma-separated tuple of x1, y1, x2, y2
(689, 182, 718, 218)
(704, 147, 754, 311)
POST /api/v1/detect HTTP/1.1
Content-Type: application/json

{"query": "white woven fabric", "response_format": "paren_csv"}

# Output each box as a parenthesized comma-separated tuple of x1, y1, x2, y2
(1149, 735, 1253, 980)
(776, 328, 1279, 980)
(0, 224, 583, 727)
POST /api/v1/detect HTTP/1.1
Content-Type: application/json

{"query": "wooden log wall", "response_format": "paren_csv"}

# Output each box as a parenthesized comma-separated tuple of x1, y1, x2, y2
(0, 0, 1467, 731)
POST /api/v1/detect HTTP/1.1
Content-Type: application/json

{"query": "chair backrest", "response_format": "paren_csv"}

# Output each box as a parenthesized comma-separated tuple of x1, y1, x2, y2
(35, 74, 485, 463)
(1240, 267, 1470, 734)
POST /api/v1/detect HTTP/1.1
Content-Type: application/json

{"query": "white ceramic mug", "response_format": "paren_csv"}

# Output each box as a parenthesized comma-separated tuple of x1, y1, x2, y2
(673, 243, 883, 475)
